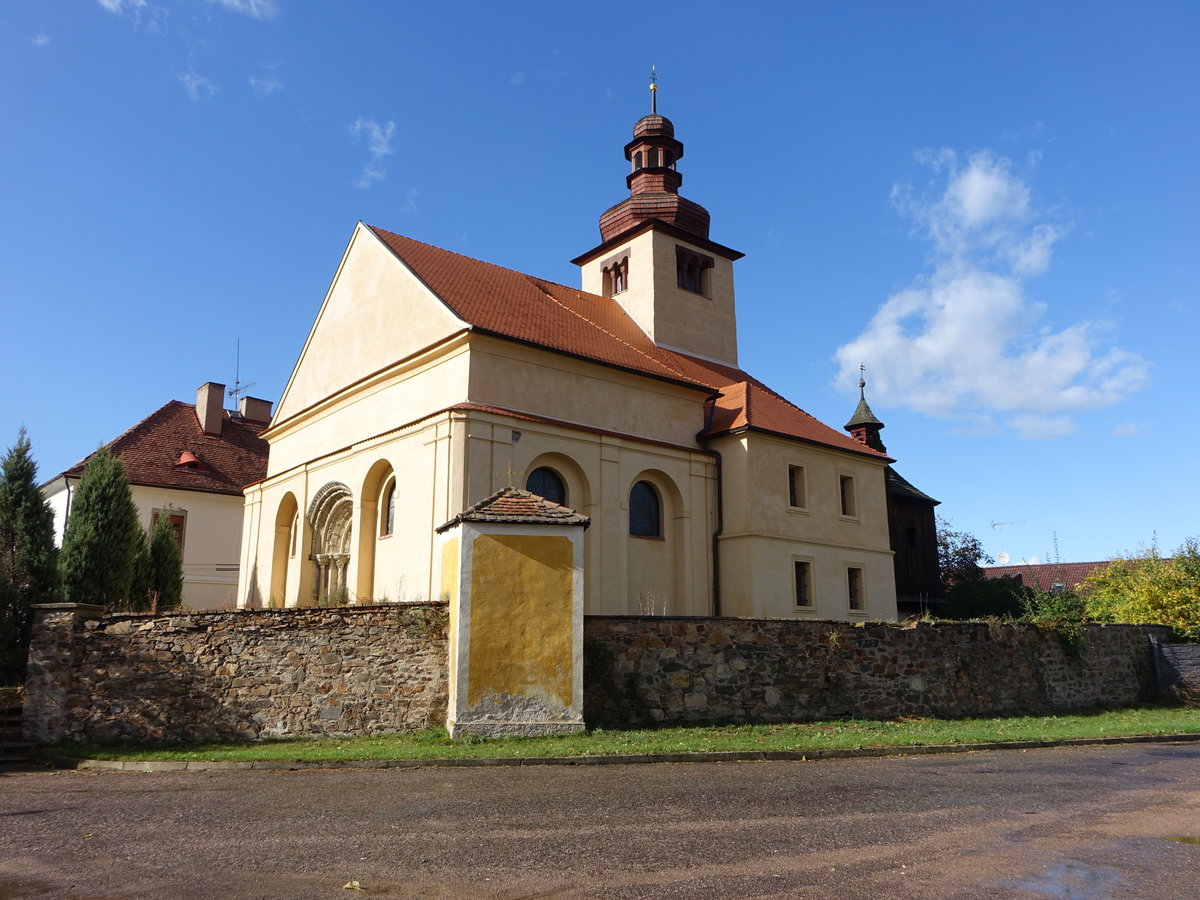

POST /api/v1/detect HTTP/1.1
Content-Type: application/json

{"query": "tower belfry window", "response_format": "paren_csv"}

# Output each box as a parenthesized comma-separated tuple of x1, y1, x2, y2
(675, 246, 713, 296)
(601, 253, 630, 297)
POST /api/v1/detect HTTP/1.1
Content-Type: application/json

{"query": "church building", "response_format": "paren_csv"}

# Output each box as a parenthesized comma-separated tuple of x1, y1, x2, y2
(237, 99, 901, 622)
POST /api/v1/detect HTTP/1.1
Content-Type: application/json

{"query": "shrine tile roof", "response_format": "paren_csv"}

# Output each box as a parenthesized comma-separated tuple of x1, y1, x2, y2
(437, 487, 590, 532)
(369, 227, 888, 461)
(48, 400, 270, 496)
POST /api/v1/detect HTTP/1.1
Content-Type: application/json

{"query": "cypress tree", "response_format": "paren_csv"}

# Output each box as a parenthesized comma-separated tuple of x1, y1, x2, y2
(0, 428, 59, 683)
(59, 448, 142, 611)
(147, 512, 183, 612)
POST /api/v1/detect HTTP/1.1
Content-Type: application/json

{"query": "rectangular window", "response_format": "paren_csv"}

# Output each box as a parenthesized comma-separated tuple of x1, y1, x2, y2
(839, 474, 857, 518)
(793, 560, 813, 608)
(847, 566, 865, 611)
(151, 509, 187, 553)
(787, 465, 807, 509)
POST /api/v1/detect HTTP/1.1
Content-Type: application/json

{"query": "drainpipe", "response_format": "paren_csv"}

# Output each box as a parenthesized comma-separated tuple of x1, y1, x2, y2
(698, 397, 723, 617)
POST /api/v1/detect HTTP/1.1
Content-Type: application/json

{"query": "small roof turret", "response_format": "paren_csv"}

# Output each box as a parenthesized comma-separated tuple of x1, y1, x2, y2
(844, 368, 887, 454)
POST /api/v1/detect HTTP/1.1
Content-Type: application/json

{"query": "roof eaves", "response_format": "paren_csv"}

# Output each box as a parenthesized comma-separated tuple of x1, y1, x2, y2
(708, 424, 895, 462)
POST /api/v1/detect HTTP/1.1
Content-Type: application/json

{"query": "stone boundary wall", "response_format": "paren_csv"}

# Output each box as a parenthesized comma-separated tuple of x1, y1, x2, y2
(584, 617, 1174, 728)
(24, 603, 448, 744)
(1152, 637, 1200, 693)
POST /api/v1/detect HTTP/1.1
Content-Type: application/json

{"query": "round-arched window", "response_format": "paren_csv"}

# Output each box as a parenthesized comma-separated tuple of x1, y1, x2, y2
(526, 466, 566, 506)
(629, 480, 661, 538)
(380, 478, 396, 537)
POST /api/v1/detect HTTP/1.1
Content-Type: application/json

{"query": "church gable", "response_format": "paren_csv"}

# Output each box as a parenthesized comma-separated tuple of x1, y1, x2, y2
(273, 223, 469, 423)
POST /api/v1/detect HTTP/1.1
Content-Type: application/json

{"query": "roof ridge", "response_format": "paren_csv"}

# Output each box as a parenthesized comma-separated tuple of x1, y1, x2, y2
(369, 225, 585, 296)
(48, 399, 192, 482)
(521, 276, 695, 383)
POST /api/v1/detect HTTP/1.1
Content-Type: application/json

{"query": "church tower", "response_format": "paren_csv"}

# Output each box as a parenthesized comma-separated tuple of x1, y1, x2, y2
(572, 73, 743, 366)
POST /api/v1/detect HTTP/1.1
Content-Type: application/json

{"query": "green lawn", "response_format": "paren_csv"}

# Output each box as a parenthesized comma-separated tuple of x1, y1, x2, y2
(45, 705, 1200, 764)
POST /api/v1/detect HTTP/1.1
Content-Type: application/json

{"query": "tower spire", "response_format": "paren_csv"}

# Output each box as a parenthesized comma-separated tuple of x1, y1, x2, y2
(845, 364, 887, 453)
(593, 75, 711, 242)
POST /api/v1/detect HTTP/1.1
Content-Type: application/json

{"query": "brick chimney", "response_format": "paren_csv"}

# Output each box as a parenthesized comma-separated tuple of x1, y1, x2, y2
(238, 396, 273, 423)
(196, 382, 225, 436)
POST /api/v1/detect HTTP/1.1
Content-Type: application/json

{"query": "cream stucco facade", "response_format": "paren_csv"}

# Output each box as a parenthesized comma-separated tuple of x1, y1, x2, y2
(237, 110, 898, 622)
(46, 479, 246, 610)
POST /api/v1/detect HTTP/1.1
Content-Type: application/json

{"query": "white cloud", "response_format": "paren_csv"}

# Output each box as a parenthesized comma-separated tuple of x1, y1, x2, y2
(250, 73, 283, 97)
(98, 0, 147, 13)
(97, 0, 167, 31)
(177, 70, 219, 101)
(836, 149, 1149, 439)
(349, 118, 396, 189)
(33, 32, 50, 47)
(203, 0, 278, 18)
(1112, 422, 1140, 437)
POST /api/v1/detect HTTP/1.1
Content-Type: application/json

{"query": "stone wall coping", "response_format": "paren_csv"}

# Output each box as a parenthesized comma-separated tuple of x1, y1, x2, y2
(583, 614, 1175, 635)
(95, 601, 449, 624)
(32, 603, 106, 617)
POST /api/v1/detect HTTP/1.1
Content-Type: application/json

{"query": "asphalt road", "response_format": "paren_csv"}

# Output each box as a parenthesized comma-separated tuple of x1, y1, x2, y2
(1, 743, 1198, 899)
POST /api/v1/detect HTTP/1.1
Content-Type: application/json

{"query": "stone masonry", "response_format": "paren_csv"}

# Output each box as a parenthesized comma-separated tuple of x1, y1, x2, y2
(24, 603, 448, 743)
(24, 606, 1177, 744)
(584, 617, 1173, 728)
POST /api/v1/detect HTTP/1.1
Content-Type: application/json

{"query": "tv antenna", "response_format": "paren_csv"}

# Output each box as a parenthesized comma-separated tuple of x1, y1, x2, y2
(991, 520, 1024, 565)
(228, 338, 256, 407)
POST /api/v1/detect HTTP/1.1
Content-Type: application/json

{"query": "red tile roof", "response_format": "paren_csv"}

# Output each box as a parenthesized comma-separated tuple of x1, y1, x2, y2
(51, 401, 269, 496)
(984, 561, 1111, 592)
(437, 487, 590, 532)
(369, 227, 886, 460)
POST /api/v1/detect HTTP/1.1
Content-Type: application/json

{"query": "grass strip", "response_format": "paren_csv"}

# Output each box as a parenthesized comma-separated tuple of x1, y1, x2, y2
(43, 705, 1200, 764)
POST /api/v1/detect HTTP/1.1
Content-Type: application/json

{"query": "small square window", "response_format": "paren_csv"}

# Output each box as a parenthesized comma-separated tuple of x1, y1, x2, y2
(787, 465, 807, 509)
(847, 566, 865, 611)
(839, 474, 857, 518)
(793, 560, 813, 608)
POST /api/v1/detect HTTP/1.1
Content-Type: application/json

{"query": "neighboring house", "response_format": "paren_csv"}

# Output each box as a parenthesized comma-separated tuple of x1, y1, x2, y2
(238, 109, 900, 620)
(43, 383, 271, 610)
(842, 379, 942, 615)
(984, 561, 1111, 594)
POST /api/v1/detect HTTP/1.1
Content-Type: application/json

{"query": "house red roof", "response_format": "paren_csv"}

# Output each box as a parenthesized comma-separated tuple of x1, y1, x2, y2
(369, 227, 886, 461)
(437, 487, 590, 532)
(984, 561, 1111, 592)
(51, 400, 269, 496)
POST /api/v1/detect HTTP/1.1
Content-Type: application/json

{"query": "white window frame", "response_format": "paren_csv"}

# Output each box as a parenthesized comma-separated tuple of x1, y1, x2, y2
(792, 557, 815, 610)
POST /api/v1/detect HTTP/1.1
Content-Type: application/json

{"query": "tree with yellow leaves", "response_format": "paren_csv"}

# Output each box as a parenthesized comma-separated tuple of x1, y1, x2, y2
(1084, 538, 1200, 642)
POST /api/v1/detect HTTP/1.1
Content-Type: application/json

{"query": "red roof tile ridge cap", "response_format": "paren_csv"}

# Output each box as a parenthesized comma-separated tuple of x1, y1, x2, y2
(520, 275, 695, 383)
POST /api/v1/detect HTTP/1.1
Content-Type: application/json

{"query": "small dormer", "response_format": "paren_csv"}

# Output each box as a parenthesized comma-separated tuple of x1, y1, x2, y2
(175, 450, 210, 472)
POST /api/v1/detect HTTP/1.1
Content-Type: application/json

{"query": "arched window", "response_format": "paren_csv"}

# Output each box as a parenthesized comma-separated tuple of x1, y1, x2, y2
(613, 260, 626, 293)
(526, 467, 566, 506)
(629, 481, 661, 538)
(633, 150, 643, 169)
(380, 478, 396, 537)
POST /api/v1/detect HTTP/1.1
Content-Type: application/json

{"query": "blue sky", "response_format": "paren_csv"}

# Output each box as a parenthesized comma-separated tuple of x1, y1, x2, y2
(3, 1, 1197, 566)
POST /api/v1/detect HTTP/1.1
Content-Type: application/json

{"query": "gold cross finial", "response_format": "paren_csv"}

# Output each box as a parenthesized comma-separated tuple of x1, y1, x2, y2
(497, 460, 520, 489)
(649, 65, 658, 114)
